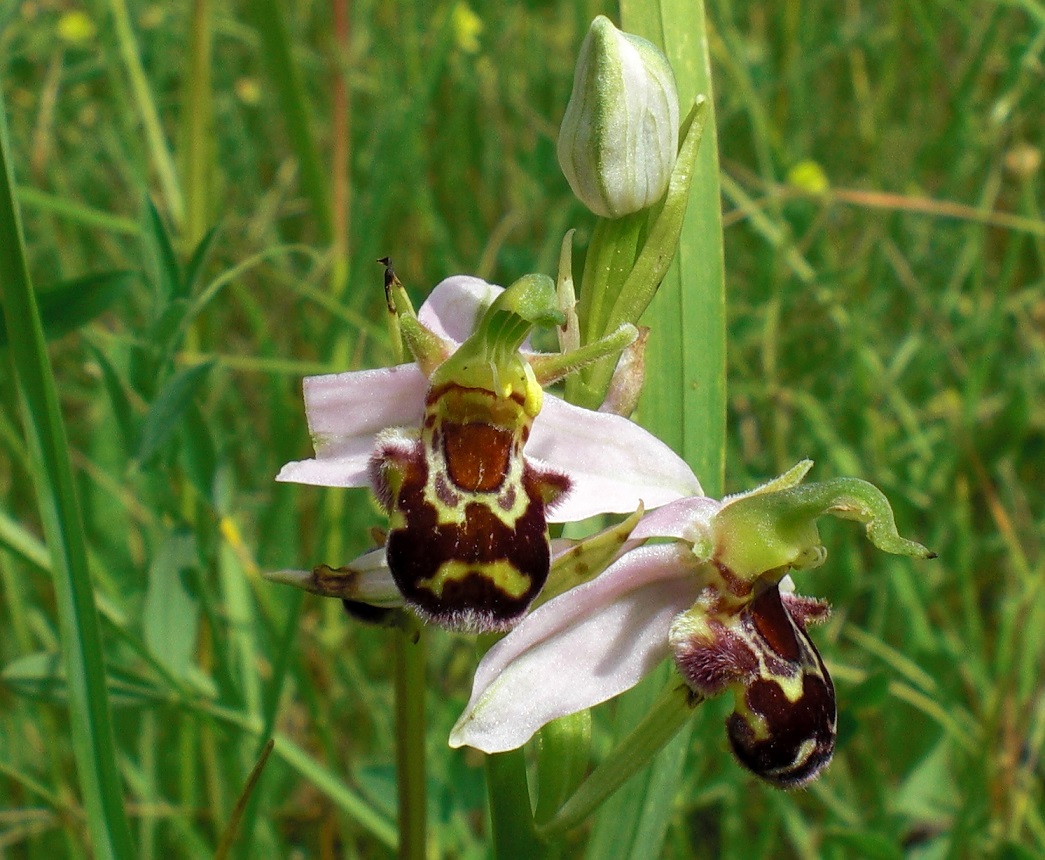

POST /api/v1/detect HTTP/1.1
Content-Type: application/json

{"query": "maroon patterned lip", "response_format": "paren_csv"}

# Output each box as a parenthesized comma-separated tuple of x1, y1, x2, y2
(371, 384, 571, 631)
(727, 586, 836, 788)
(671, 582, 837, 787)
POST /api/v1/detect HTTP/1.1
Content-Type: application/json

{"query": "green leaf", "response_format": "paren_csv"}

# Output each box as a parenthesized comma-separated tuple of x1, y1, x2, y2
(87, 342, 137, 456)
(141, 197, 182, 301)
(0, 270, 135, 346)
(893, 740, 958, 822)
(0, 84, 136, 858)
(132, 297, 195, 396)
(143, 531, 201, 681)
(183, 224, 220, 298)
(180, 403, 218, 503)
(135, 361, 214, 464)
(589, 1, 726, 856)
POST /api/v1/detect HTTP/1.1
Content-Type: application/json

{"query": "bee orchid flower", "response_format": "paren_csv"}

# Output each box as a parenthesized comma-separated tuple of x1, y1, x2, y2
(275, 272, 702, 632)
(449, 461, 934, 787)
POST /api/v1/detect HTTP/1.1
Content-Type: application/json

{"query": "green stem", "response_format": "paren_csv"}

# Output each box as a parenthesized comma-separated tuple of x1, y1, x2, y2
(485, 748, 546, 860)
(244, 0, 334, 243)
(474, 633, 546, 859)
(534, 710, 592, 824)
(183, 0, 213, 250)
(395, 622, 427, 860)
(0, 94, 136, 859)
(585, 213, 645, 344)
(107, 0, 185, 222)
(567, 215, 642, 405)
(538, 682, 696, 838)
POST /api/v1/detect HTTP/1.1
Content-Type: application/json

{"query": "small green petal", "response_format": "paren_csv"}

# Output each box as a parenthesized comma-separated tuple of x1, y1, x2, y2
(714, 473, 935, 580)
(537, 504, 646, 606)
(726, 459, 814, 500)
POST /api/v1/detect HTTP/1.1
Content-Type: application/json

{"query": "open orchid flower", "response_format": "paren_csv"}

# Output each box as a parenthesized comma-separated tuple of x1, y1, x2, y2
(275, 271, 702, 632)
(449, 461, 934, 787)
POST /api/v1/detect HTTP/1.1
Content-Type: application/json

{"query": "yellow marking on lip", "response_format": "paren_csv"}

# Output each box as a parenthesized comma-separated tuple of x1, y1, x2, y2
(417, 559, 531, 599)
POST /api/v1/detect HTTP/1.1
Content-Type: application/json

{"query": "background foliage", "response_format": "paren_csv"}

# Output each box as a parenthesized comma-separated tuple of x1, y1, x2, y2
(1, 0, 1043, 857)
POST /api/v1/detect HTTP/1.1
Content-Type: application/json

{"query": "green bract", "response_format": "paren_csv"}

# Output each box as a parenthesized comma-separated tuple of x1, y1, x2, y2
(557, 16, 680, 218)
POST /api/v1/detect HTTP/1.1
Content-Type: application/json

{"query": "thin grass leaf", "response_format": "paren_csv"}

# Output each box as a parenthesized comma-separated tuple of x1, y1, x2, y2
(183, 225, 220, 298)
(14, 186, 140, 236)
(103, 0, 185, 222)
(0, 271, 135, 346)
(180, 404, 218, 502)
(142, 198, 183, 301)
(0, 91, 136, 859)
(243, 0, 333, 242)
(87, 341, 137, 456)
(135, 361, 214, 465)
(183, 0, 214, 249)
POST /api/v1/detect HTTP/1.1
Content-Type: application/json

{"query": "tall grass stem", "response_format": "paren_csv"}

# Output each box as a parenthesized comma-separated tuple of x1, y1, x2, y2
(0, 94, 136, 859)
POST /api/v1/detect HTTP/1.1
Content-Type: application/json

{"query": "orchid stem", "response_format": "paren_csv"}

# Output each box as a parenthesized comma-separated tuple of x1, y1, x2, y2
(474, 634, 546, 859)
(394, 621, 426, 860)
(537, 681, 698, 838)
(534, 710, 592, 824)
(485, 748, 546, 860)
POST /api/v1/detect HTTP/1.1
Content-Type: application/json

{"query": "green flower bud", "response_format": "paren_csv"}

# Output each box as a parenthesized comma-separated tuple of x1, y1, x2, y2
(557, 16, 680, 218)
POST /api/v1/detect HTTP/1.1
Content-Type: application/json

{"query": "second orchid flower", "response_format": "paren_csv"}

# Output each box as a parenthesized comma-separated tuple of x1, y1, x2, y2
(451, 461, 934, 787)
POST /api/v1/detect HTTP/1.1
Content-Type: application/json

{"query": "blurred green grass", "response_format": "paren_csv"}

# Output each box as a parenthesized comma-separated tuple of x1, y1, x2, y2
(1, 0, 1043, 857)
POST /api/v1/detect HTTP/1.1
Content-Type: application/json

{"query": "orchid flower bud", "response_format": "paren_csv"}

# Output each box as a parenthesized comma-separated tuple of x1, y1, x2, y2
(557, 16, 680, 218)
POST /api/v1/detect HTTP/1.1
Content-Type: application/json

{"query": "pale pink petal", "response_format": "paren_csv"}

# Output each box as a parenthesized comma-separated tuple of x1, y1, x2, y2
(276, 453, 372, 487)
(276, 364, 426, 488)
(449, 543, 700, 753)
(303, 364, 427, 452)
(530, 396, 703, 522)
(418, 276, 503, 343)
(631, 496, 721, 541)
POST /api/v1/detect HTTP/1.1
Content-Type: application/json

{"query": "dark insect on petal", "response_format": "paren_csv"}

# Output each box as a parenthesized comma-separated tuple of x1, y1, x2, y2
(725, 586, 837, 788)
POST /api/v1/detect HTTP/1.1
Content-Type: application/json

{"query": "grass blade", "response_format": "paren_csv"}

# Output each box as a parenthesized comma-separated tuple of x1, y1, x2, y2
(0, 93, 136, 858)
(244, 0, 334, 243)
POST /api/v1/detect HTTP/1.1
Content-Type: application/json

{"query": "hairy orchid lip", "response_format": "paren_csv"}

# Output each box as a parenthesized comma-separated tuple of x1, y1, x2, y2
(670, 577, 837, 788)
(724, 587, 836, 788)
(370, 274, 578, 632)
